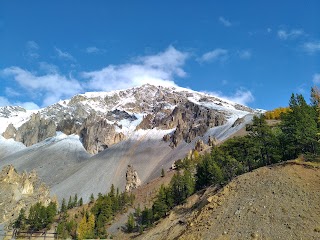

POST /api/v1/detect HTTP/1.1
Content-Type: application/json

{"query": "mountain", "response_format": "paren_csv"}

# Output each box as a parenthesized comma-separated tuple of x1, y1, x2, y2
(0, 84, 257, 203)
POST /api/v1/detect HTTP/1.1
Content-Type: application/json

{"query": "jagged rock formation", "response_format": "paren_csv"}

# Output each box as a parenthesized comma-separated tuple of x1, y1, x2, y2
(80, 114, 126, 154)
(208, 136, 218, 146)
(163, 102, 226, 147)
(125, 165, 141, 192)
(194, 139, 206, 152)
(0, 106, 26, 118)
(1, 84, 255, 154)
(0, 165, 52, 224)
(3, 113, 56, 147)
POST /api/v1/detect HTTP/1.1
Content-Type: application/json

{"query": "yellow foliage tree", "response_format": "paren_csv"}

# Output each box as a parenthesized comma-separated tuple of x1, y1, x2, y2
(77, 213, 95, 240)
(265, 107, 290, 120)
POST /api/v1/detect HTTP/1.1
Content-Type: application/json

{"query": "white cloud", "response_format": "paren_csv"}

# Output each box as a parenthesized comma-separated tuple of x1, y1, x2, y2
(198, 49, 228, 63)
(208, 88, 254, 106)
(16, 101, 40, 110)
(82, 46, 188, 91)
(219, 17, 232, 27)
(39, 62, 59, 74)
(54, 47, 76, 61)
(303, 41, 320, 54)
(1, 67, 83, 106)
(25, 40, 39, 59)
(86, 46, 104, 54)
(0, 95, 39, 110)
(277, 29, 304, 40)
(0, 96, 11, 107)
(313, 73, 320, 84)
(238, 50, 252, 60)
(5, 87, 20, 97)
(26, 40, 39, 50)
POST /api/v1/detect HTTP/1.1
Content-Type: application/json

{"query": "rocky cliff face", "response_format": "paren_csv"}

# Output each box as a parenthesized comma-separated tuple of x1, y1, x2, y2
(80, 114, 126, 154)
(1, 84, 255, 154)
(163, 101, 226, 147)
(2, 113, 56, 147)
(0, 165, 52, 224)
(125, 165, 141, 192)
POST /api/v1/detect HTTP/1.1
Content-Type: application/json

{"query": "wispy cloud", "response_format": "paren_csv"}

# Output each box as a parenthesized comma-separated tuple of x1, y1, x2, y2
(86, 46, 105, 54)
(0, 96, 11, 107)
(1, 67, 82, 106)
(0, 95, 39, 110)
(1, 46, 189, 108)
(198, 48, 228, 63)
(5, 87, 20, 97)
(277, 29, 304, 40)
(82, 46, 188, 91)
(54, 47, 76, 61)
(219, 16, 232, 27)
(303, 41, 320, 54)
(313, 73, 320, 84)
(39, 62, 59, 74)
(238, 50, 252, 60)
(208, 88, 254, 106)
(25, 40, 40, 59)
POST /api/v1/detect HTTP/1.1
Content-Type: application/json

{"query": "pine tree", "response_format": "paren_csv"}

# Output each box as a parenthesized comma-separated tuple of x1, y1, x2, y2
(79, 197, 83, 206)
(281, 93, 318, 159)
(90, 193, 94, 204)
(161, 168, 165, 177)
(14, 208, 26, 229)
(195, 150, 224, 190)
(67, 196, 73, 209)
(60, 198, 67, 213)
(247, 115, 281, 165)
(126, 213, 135, 232)
(73, 194, 78, 207)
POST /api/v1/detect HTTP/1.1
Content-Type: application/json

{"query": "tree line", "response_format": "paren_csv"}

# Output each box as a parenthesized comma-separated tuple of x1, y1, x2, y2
(127, 90, 320, 233)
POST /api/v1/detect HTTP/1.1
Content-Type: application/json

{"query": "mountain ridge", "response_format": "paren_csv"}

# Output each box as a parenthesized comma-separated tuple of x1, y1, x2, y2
(0, 84, 256, 204)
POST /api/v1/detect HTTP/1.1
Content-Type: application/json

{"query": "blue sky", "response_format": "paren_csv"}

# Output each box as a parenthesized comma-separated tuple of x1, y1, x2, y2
(0, 1, 319, 110)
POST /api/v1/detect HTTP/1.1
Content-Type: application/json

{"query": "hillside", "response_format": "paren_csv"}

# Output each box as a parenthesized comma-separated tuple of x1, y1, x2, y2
(133, 161, 320, 240)
(0, 84, 256, 203)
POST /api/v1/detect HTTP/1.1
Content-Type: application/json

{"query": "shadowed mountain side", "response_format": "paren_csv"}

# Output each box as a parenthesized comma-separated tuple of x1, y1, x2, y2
(50, 129, 192, 203)
(0, 135, 91, 188)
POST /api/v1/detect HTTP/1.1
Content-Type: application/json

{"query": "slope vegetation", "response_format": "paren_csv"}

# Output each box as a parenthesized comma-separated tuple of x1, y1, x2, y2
(137, 161, 320, 240)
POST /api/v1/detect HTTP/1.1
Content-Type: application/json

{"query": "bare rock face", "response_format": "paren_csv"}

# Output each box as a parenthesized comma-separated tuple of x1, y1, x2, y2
(2, 113, 56, 147)
(158, 101, 227, 147)
(0, 165, 51, 224)
(194, 139, 206, 152)
(208, 136, 218, 147)
(125, 165, 141, 192)
(2, 123, 17, 139)
(80, 114, 126, 154)
(136, 114, 154, 130)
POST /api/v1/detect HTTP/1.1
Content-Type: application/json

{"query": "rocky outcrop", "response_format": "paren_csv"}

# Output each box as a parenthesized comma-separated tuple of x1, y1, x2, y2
(0, 165, 52, 224)
(2, 113, 56, 147)
(136, 114, 154, 130)
(125, 165, 141, 192)
(80, 114, 126, 154)
(1, 84, 254, 154)
(194, 139, 206, 152)
(2, 123, 17, 139)
(208, 136, 218, 146)
(158, 101, 227, 147)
